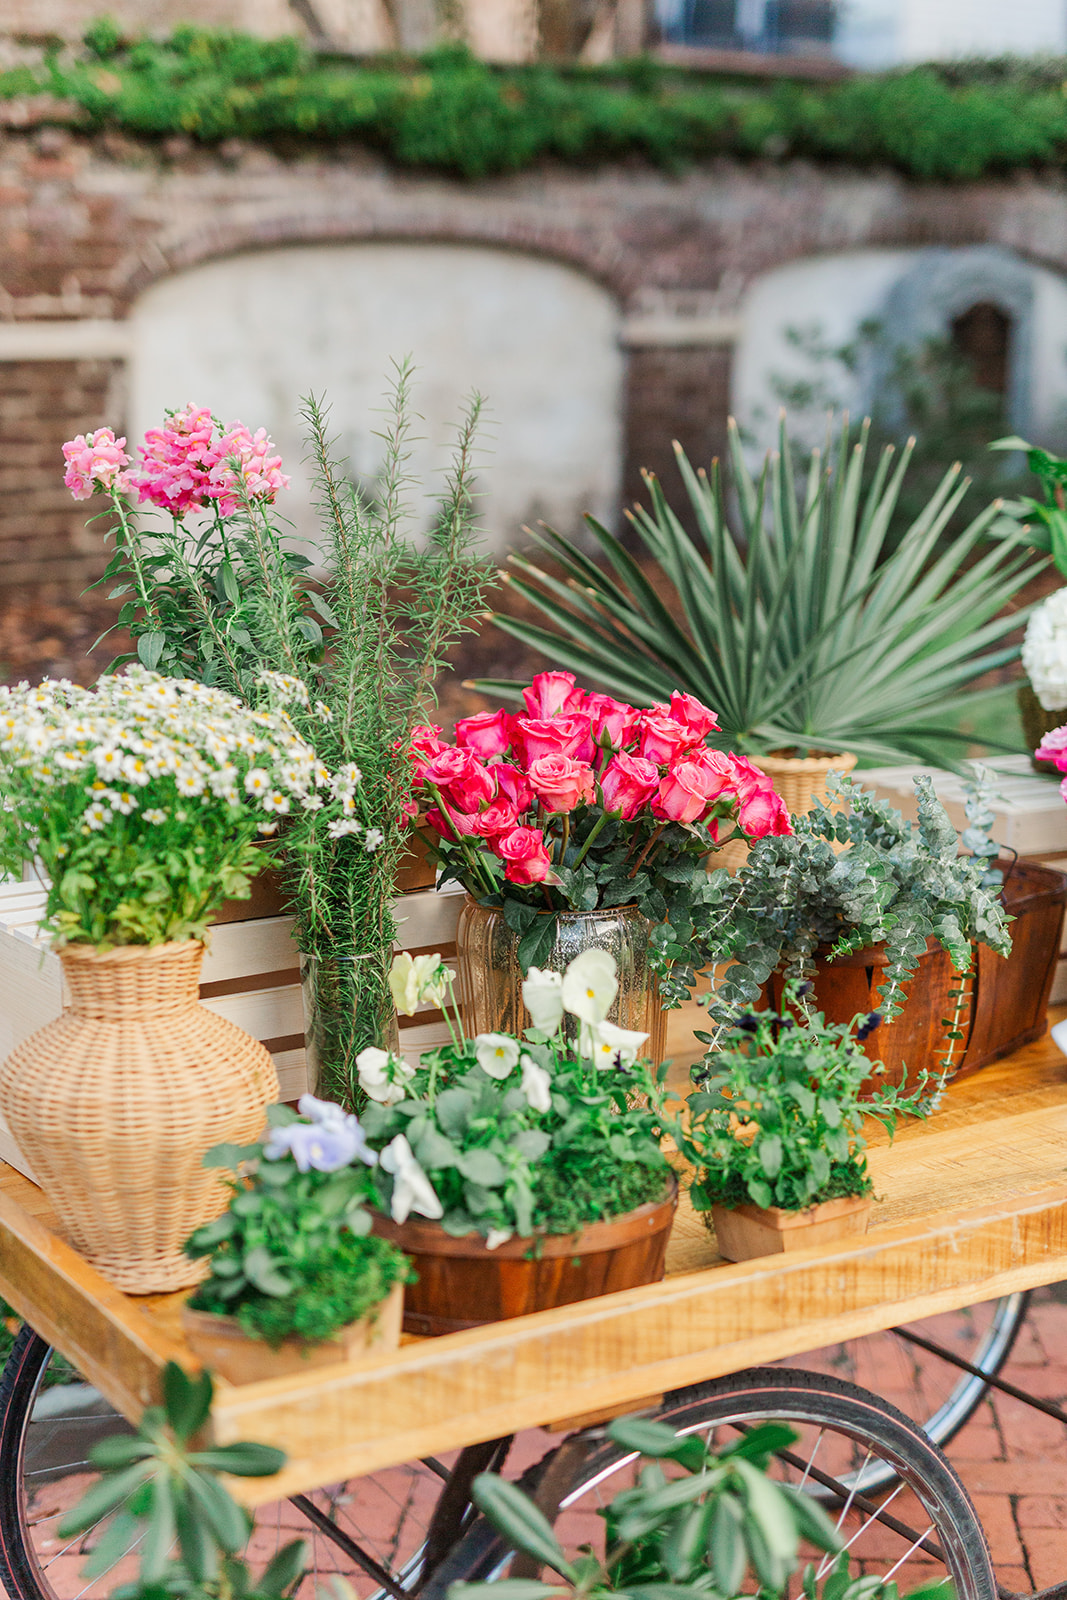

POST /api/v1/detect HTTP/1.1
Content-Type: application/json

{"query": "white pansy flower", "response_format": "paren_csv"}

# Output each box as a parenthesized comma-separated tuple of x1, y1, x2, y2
(522, 966, 564, 1035)
(520, 1053, 553, 1113)
(1023, 588, 1067, 711)
(388, 951, 452, 1015)
(485, 1228, 513, 1250)
(356, 1046, 416, 1105)
(474, 1033, 520, 1080)
(581, 1018, 649, 1069)
(561, 948, 618, 1025)
(380, 1134, 443, 1224)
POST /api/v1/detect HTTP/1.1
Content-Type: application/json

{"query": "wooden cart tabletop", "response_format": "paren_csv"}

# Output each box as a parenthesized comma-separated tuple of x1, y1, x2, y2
(2, 1012, 1067, 1506)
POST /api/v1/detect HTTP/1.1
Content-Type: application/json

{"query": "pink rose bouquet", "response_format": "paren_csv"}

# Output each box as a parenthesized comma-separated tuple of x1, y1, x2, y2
(410, 672, 790, 986)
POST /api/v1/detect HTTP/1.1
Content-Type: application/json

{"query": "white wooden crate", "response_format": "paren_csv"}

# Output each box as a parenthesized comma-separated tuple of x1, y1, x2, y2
(0, 878, 465, 1180)
(863, 755, 1067, 856)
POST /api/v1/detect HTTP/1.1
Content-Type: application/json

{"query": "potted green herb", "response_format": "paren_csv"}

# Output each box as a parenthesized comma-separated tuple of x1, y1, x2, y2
(677, 989, 933, 1262)
(357, 949, 677, 1334)
(182, 1095, 409, 1383)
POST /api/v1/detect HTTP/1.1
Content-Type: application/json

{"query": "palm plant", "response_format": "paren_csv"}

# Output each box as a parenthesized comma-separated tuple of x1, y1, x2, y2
(482, 416, 1043, 765)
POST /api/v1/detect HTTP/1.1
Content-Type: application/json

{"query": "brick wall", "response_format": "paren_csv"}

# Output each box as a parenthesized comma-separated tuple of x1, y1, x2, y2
(5, 126, 1067, 599)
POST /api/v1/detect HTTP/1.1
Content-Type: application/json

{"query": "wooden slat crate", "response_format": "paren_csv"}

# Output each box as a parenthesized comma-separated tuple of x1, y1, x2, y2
(0, 875, 465, 1181)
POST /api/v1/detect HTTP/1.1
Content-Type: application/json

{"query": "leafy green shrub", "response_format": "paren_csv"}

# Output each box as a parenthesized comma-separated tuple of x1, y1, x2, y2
(5, 25, 1067, 181)
(677, 988, 931, 1215)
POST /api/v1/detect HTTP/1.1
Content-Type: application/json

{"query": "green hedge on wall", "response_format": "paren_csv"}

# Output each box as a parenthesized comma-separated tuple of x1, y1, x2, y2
(6, 21, 1067, 181)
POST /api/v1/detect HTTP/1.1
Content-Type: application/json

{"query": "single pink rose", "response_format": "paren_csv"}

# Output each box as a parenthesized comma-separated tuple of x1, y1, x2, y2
(494, 826, 553, 885)
(729, 753, 773, 802)
(408, 724, 448, 777)
(584, 692, 640, 752)
(514, 714, 592, 764)
(522, 671, 584, 718)
(455, 708, 513, 760)
(424, 804, 481, 839)
(422, 748, 496, 811)
(493, 762, 534, 813)
(470, 797, 520, 837)
(654, 761, 720, 825)
(599, 751, 661, 820)
(639, 713, 700, 766)
(663, 691, 720, 740)
(688, 747, 739, 802)
(528, 754, 595, 814)
(738, 787, 793, 838)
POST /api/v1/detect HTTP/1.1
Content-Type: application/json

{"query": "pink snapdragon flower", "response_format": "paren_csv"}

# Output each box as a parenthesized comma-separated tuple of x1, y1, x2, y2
(126, 404, 290, 517)
(62, 428, 130, 500)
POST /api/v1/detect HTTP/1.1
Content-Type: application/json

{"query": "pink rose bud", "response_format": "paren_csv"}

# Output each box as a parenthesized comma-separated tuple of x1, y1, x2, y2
(494, 825, 553, 885)
(423, 747, 497, 811)
(425, 804, 481, 839)
(688, 746, 740, 802)
(409, 724, 448, 777)
(639, 713, 700, 766)
(454, 708, 513, 760)
(738, 786, 793, 838)
(493, 761, 534, 813)
(470, 797, 520, 837)
(521, 671, 584, 718)
(665, 691, 720, 740)
(527, 754, 595, 814)
(654, 760, 720, 825)
(729, 752, 773, 802)
(599, 751, 661, 819)
(514, 714, 592, 764)
(584, 692, 640, 751)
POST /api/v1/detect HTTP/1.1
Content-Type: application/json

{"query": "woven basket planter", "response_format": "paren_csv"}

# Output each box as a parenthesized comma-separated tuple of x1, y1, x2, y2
(0, 941, 279, 1293)
(715, 750, 857, 874)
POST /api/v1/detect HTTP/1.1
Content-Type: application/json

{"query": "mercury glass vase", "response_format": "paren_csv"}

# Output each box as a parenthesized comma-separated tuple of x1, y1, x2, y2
(301, 952, 399, 1108)
(455, 898, 667, 1063)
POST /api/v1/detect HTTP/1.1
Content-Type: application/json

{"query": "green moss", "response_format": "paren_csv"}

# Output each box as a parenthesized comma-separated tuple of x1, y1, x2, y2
(8, 25, 1067, 182)
(188, 1231, 409, 1348)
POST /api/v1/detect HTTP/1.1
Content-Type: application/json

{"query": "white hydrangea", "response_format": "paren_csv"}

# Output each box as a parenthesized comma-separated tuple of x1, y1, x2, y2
(1023, 588, 1067, 711)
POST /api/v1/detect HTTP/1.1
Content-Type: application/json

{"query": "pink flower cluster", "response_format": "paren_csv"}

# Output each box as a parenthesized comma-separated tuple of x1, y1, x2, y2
(62, 428, 130, 500)
(61, 405, 290, 517)
(1035, 726, 1067, 801)
(409, 671, 791, 887)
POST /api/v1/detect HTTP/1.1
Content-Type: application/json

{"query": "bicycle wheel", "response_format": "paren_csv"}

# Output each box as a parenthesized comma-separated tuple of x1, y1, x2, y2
(426, 1367, 996, 1600)
(773, 1291, 1030, 1491)
(0, 1327, 497, 1600)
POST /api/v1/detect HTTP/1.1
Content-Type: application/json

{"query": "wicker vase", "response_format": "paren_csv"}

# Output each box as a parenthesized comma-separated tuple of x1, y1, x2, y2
(1018, 682, 1067, 773)
(715, 750, 858, 874)
(0, 941, 279, 1293)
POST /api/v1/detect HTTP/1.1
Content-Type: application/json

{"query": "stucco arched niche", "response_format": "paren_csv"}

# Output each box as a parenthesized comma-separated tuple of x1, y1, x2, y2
(127, 241, 623, 555)
(732, 246, 1067, 457)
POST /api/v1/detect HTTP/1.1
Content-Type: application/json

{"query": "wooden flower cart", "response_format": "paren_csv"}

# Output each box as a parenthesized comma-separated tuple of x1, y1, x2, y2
(1, 874, 1067, 1600)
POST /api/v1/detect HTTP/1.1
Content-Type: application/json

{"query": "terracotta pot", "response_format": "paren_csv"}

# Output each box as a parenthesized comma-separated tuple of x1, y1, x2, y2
(0, 941, 279, 1293)
(180, 1281, 403, 1384)
(715, 750, 858, 875)
(711, 1193, 873, 1262)
(372, 1177, 679, 1335)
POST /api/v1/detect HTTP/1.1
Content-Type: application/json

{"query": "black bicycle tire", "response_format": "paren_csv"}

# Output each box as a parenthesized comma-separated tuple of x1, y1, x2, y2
(424, 1366, 997, 1600)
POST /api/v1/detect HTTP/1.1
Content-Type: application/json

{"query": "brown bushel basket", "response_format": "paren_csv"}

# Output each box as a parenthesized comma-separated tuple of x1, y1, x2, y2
(0, 940, 279, 1293)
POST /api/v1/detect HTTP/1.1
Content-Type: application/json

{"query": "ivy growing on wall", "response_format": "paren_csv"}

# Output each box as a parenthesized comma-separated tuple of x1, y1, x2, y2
(6, 23, 1067, 182)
